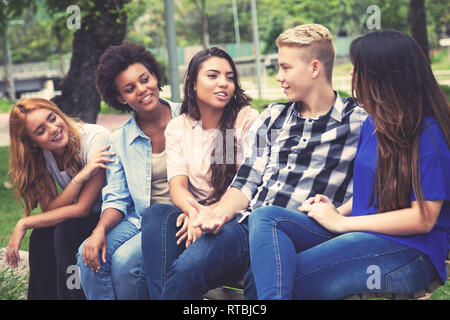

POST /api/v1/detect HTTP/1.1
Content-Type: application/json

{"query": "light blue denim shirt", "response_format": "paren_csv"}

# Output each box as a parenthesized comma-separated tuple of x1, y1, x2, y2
(101, 98, 181, 229)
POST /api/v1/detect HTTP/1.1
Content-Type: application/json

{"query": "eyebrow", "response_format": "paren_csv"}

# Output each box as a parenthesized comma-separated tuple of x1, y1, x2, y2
(33, 112, 54, 134)
(205, 69, 234, 75)
(122, 72, 149, 89)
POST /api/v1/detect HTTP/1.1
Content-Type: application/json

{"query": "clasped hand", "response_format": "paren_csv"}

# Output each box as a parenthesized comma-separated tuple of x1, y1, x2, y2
(299, 194, 346, 234)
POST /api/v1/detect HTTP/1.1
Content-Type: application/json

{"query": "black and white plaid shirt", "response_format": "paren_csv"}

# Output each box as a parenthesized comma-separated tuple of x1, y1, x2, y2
(231, 92, 367, 222)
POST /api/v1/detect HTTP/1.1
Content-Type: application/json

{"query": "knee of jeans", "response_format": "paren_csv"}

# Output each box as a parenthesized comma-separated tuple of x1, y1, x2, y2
(142, 204, 177, 227)
(167, 254, 204, 285)
(248, 206, 280, 234)
(111, 233, 142, 275)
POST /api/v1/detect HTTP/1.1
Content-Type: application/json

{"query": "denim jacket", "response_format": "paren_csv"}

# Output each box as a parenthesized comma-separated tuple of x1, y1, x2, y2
(101, 98, 181, 229)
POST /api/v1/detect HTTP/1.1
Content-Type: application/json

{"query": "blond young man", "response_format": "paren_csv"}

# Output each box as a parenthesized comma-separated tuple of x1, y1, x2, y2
(159, 24, 366, 299)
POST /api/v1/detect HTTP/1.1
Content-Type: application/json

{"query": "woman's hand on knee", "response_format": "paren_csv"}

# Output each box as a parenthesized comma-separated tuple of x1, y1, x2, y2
(299, 194, 331, 212)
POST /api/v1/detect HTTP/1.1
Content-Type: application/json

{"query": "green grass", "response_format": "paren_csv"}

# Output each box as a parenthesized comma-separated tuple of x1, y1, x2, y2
(0, 146, 32, 251)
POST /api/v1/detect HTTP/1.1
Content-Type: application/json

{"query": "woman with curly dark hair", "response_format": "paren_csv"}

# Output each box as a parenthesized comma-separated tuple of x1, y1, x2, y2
(138, 47, 259, 299)
(76, 42, 181, 299)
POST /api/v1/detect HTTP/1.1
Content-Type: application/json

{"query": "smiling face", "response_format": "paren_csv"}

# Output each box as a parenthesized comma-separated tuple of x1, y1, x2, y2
(24, 107, 69, 155)
(194, 56, 236, 112)
(276, 46, 315, 102)
(114, 62, 160, 113)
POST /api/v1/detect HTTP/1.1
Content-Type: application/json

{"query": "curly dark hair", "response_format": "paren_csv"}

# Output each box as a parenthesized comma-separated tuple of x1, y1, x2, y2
(182, 47, 252, 203)
(95, 42, 164, 113)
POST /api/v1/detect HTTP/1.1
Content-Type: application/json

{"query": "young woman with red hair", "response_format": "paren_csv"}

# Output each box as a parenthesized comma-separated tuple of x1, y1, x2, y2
(5, 98, 111, 299)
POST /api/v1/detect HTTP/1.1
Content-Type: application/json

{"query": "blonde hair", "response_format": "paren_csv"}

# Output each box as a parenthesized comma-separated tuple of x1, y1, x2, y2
(8, 98, 83, 216)
(276, 24, 335, 83)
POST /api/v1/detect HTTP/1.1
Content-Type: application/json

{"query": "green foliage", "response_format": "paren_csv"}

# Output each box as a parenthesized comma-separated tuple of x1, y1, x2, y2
(0, 260, 28, 300)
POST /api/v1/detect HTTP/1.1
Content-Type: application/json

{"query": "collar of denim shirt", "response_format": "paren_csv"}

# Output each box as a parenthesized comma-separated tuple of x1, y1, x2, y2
(126, 98, 181, 145)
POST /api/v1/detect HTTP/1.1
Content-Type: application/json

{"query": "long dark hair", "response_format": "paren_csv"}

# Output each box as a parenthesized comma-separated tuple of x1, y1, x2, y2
(181, 47, 252, 202)
(349, 30, 450, 216)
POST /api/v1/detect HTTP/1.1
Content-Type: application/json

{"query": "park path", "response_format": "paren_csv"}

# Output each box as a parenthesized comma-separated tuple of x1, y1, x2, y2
(0, 113, 132, 147)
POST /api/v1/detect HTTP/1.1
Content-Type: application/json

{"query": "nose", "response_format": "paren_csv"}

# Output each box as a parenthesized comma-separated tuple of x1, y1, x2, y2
(276, 69, 283, 83)
(48, 122, 59, 134)
(217, 75, 228, 87)
(349, 67, 354, 76)
(136, 82, 147, 95)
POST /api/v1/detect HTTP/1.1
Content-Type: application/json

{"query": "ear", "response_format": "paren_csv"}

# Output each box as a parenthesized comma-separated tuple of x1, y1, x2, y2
(116, 95, 127, 105)
(311, 60, 321, 79)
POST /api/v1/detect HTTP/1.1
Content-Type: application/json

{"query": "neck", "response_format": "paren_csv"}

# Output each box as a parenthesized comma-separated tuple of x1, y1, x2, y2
(136, 100, 167, 130)
(197, 104, 224, 130)
(298, 84, 335, 118)
(51, 147, 66, 167)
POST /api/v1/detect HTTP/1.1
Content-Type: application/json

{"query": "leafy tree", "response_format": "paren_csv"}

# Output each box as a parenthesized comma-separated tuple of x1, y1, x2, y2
(0, 0, 34, 102)
(46, 0, 131, 123)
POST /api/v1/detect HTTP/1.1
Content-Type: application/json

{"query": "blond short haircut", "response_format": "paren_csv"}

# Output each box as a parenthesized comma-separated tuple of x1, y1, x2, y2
(276, 24, 335, 83)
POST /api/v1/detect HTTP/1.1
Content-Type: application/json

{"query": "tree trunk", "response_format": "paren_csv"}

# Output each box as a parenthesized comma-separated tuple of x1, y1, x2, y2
(52, 0, 129, 123)
(202, 13, 210, 49)
(2, 25, 15, 102)
(409, 0, 430, 62)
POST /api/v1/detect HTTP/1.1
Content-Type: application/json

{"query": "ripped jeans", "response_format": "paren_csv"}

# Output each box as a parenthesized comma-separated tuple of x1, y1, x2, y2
(248, 206, 438, 300)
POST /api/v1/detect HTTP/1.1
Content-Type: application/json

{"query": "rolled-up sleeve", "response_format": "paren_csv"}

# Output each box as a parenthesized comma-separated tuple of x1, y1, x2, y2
(101, 140, 131, 217)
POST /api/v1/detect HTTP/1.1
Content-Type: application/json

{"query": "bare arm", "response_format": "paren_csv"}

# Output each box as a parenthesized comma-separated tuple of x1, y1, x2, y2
(191, 187, 250, 234)
(169, 175, 199, 218)
(22, 170, 106, 229)
(41, 145, 114, 212)
(169, 175, 203, 247)
(5, 170, 106, 268)
(305, 200, 442, 236)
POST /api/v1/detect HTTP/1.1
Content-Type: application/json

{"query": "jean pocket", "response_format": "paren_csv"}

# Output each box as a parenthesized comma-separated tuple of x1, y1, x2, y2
(385, 255, 435, 294)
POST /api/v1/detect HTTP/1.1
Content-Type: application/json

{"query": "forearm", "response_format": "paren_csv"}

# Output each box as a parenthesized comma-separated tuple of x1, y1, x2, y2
(213, 187, 250, 221)
(21, 203, 90, 229)
(44, 178, 84, 211)
(169, 177, 199, 218)
(337, 198, 353, 216)
(340, 201, 442, 236)
(27, 171, 106, 230)
(93, 208, 124, 234)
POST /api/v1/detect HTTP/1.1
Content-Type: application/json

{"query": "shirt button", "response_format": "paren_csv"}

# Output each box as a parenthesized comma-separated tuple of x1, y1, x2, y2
(303, 138, 307, 142)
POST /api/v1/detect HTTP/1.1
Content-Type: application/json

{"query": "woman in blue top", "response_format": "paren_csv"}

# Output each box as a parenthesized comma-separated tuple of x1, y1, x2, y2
(248, 30, 449, 299)
(76, 43, 180, 299)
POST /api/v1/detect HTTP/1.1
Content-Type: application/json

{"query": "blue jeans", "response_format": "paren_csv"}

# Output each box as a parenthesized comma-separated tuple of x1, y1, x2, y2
(138, 204, 250, 300)
(76, 219, 142, 300)
(248, 206, 438, 300)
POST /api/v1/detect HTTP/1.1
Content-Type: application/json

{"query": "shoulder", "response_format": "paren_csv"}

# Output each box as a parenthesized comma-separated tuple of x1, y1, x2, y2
(341, 97, 367, 122)
(167, 113, 191, 130)
(419, 117, 449, 157)
(235, 106, 260, 127)
(165, 114, 194, 141)
(252, 101, 293, 129)
(80, 123, 110, 144)
(160, 98, 182, 117)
